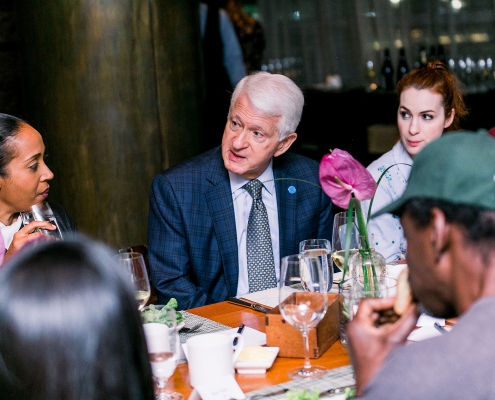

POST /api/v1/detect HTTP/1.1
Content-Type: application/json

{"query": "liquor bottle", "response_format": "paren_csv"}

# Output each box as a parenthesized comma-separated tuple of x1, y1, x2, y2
(396, 47, 409, 83)
(428, 45, 437, 62)
(380, 48, 395, 91)
(414, 45, 428, 69)
(437, 45, 446, 65)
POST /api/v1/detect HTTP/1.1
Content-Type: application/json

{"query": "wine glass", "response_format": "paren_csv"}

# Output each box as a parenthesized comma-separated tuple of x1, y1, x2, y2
(331, 212, 359, 280)
(143, 308, 184, 400)
(299, 239, 333, 292)
(114, 252, 151, 310)
(279, 254, 328, 379)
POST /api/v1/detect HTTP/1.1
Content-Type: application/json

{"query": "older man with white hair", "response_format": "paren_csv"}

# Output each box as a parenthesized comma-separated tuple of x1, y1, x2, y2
(148, 72, 333, 310)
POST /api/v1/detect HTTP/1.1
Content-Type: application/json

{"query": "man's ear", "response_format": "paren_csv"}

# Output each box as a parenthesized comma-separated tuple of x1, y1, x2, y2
(274, 133, 297, 157)
(430, 207, 451, 263)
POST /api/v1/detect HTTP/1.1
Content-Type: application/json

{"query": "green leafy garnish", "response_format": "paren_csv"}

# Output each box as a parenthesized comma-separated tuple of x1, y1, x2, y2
(286, 389, 319, 400)
(140, 298, 184, 326)
(344, 387, 356, 398)
(285, 386, 356, 399)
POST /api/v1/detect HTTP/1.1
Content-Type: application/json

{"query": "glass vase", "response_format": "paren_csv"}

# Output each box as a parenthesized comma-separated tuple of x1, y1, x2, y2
(349, 234, 386, 291)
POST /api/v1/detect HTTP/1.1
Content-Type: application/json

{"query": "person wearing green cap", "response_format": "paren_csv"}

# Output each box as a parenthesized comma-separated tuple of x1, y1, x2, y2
(347, 130, 495, 399)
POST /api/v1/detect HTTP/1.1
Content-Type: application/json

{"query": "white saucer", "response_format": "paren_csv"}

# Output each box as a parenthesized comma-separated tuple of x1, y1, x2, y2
(234, 347, 279, 374)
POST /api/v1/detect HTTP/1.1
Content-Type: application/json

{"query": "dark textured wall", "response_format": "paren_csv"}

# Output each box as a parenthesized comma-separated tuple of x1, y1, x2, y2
(10, 0, 204, 249)
(0, 1, 22, 115)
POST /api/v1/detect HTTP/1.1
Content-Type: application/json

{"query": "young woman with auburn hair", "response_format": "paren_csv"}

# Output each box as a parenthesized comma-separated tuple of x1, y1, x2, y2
(364, 61, 468, 262)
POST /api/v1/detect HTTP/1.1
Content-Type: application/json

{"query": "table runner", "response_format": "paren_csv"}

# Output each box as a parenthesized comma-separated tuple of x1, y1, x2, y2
(177, 311, 231, 363)
(244, 365, 355, 399)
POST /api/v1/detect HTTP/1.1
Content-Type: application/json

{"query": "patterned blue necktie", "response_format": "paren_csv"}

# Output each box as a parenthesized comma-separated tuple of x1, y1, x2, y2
(243, 179, 277, 292)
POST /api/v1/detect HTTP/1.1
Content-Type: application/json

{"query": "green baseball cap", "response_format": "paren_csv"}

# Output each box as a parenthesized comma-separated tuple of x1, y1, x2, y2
(372, 129, 495, 217)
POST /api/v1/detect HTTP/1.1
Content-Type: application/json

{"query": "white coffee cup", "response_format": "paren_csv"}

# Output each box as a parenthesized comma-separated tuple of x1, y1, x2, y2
(186, 332, 244, 388)
(143, 323, 170, 354)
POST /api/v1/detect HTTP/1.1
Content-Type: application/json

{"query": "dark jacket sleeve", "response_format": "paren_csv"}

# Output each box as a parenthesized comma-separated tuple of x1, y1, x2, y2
(49, 202, 78, 235)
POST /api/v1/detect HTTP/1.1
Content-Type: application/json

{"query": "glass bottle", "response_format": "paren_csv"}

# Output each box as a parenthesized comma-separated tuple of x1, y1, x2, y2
(396, 47, 409, 83)
(414, 45, 428, 69)
(380, 48, 395, 91)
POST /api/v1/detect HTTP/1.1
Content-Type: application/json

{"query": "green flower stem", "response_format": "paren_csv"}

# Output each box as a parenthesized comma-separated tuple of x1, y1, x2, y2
(341, 202, 355, 282)
(355, 199, 379, 293)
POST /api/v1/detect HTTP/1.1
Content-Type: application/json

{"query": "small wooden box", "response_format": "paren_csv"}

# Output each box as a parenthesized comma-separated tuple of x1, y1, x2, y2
(265, 293, 340, 358)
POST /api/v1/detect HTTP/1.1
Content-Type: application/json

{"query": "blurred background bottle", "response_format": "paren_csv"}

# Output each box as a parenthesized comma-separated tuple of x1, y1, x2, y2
(414, 45, 428, 69)
(437, 45, 446, 65)
(396, 47, 409, 83)
(428, 45, 437, 62)
(380, 48, 395, 91)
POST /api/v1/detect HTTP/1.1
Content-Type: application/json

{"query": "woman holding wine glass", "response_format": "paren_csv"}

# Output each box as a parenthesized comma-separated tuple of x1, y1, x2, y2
(279, 254, 328, 379)
(0, 113, 77, 264)
(0, 237, 154, 399)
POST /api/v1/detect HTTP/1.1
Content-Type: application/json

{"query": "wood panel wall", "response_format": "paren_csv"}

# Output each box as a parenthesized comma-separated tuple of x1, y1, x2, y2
(14, 0, 204, 249)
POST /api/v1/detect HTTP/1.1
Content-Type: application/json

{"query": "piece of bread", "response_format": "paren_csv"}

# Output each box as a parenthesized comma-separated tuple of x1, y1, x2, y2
(393, 267, 413, 315)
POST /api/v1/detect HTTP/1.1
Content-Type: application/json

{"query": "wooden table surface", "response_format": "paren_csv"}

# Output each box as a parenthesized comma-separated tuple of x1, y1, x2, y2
(166, 301, 351, 397)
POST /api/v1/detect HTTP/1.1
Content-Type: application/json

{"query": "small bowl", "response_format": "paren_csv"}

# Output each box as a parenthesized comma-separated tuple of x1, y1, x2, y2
(141, 305, 185, 330)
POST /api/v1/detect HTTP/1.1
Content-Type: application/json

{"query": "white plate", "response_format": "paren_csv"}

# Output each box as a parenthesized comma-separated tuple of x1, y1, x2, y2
(234, 347, 279, 374)
(177, 321, 185, 331)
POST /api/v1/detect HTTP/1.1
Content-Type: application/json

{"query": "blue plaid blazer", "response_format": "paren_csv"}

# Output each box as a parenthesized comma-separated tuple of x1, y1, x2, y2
(147, 147, 333, 310)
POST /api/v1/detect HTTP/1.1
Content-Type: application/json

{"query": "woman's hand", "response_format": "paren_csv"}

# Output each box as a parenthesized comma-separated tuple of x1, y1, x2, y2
(4, 221, 57, 262)
(346, 296, 419, 396)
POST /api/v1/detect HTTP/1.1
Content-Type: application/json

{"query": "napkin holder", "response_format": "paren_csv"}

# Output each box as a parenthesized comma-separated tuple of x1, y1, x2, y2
(265, 293, 340, 358)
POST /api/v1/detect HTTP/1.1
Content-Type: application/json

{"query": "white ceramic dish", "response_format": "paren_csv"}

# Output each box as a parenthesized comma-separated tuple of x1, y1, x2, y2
(234, 347, 279, 374)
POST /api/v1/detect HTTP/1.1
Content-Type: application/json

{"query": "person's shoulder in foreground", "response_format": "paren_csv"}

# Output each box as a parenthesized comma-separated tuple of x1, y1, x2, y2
(347, 130, 495, 399)
(0, 235, 153, 399)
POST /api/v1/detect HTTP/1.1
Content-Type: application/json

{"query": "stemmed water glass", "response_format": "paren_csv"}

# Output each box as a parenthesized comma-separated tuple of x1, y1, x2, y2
(299, 239, 333, 292)
(331, 212, 359, 280)
(114, 252, 151, 311)
(143, 308, 184, 400)
(279, 254, 328, 379)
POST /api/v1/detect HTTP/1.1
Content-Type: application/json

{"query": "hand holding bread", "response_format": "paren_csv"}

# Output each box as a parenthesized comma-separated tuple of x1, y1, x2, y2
(393, 267, 413, 315)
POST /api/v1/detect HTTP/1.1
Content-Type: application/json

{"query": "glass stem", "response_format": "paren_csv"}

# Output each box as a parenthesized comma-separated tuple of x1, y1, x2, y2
(302, 329, 311, 370)
(154, 378, 168, 389)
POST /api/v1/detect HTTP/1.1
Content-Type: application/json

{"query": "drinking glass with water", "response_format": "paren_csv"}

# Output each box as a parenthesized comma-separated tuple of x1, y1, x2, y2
(20, 201, 63, 239)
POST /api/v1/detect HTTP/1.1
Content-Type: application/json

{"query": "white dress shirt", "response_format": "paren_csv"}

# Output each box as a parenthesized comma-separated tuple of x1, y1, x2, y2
(229, 160, 280, 297)
(0, 217, 22, 250)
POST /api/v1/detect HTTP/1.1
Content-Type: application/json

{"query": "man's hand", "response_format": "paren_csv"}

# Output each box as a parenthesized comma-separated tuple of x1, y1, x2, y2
(4, 221, 57, 262)
(347, 296, 419, 396)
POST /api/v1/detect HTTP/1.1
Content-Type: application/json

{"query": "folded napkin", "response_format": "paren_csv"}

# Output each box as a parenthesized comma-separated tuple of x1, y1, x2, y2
(239, 287, 300, 309)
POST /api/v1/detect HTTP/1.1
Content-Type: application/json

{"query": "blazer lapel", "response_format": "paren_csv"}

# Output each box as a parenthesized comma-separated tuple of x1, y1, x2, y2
(274, 158, 298, 258)
(204, 152, 239, 296)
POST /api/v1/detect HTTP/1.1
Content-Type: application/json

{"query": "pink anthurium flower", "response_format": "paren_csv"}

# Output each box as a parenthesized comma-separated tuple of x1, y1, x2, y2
(319, 149, 376, 209)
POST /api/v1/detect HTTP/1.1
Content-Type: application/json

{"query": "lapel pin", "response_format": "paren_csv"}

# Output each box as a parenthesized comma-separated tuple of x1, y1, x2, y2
(288, 186, 296, 194)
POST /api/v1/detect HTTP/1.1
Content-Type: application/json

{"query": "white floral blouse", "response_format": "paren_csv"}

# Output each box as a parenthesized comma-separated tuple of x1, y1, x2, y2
(362, 141, 413, 262)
